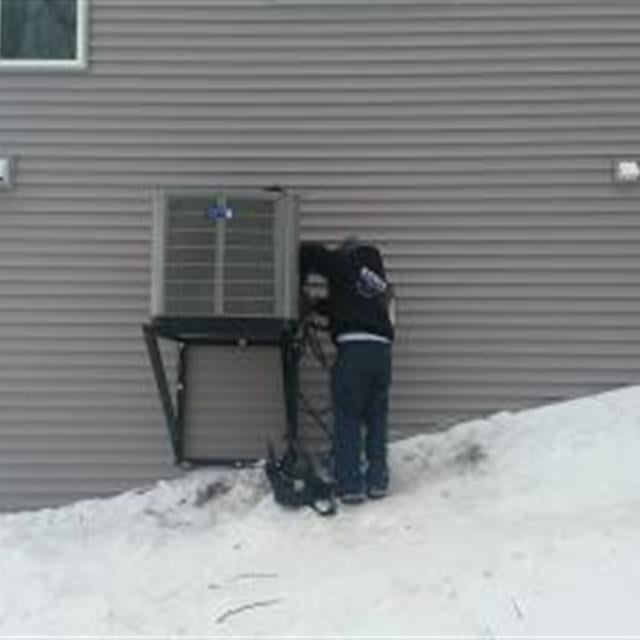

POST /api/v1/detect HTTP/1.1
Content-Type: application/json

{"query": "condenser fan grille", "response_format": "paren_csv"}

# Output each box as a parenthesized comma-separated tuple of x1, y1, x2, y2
(151, 189, 298, 321)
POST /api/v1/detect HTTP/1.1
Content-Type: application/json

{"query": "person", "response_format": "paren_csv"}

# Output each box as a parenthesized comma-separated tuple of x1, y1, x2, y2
(300, 237, 394, 504)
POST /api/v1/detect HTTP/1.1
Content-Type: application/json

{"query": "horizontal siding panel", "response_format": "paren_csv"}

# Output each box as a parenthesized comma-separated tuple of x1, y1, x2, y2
(396, 355, 640, 370)
(398, 343, 640, 357)
(394, 273, 640, 286)
(0, 394, 158, 409)
(78, 66, 640, 78)
(0, 271, 148, 285)
(10, 157, 630, 173)
(0, 324, 146, 338)
(0, 226, 148, 240)
(0, 408, 168, 422)
(89, 46, 640, 61)
(5, 77, 640, 92)
(93, 5, 640, 21)
(391, 372, 640, 386)
(91, 20, 640, 35)
(6, 103, 640, 119)
(5, 89, 640, 105)
(2, 0, 640, 510)
(13, 174, 633, 189)
(0, 147, 639, 163)
(0, 372, 155, 386)
(0, 301, 145, 314)
(395, 284, 640, 298)
(90, 53, 640, 67)
(0, 464, 172, 481)
(6, 116, 640, 130)
(4, 132, 640, 147)
(0, 259, 147, 272)
(399, 313, 640, 327)
(391, 243, 640, 256)
(302, 206, 640, 219)
(0, 285, 147, 298)
(92, 1, 640, 12)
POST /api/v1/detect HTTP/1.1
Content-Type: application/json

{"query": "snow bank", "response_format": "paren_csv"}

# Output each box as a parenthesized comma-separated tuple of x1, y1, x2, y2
(1, 385, 640, 636)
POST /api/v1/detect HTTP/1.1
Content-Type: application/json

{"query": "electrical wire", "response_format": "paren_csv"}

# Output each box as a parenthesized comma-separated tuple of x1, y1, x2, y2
(296, 307, 334, 442)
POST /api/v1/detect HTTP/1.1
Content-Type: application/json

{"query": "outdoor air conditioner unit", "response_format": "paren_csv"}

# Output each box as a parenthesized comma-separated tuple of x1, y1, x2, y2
(150, 187, 299, 338)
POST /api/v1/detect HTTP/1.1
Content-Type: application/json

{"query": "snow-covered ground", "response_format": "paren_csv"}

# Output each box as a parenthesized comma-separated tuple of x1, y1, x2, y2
(2, 385, 640, 637)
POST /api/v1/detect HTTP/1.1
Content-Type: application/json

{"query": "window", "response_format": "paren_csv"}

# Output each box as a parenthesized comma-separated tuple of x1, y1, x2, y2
(0, 0, 88, 69)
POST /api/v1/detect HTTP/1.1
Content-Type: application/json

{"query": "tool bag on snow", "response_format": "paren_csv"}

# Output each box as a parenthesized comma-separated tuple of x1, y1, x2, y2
(265, 442, 336, 516)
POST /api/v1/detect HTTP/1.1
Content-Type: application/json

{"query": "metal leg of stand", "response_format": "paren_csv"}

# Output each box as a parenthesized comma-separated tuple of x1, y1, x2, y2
(281, 327, 300, 444)
(174, 342, 188, 463)
(142, 324, 181, 463)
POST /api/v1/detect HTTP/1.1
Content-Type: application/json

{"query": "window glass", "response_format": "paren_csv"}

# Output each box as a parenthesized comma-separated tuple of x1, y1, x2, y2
(1, 0, 77, 60)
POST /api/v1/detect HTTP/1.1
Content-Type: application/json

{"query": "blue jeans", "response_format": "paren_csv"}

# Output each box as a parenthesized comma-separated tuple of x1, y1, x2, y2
(331, 341, 392, 495)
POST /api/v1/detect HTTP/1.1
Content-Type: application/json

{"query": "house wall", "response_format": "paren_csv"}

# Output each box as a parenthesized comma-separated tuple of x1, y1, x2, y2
(1, 0, 640, 510)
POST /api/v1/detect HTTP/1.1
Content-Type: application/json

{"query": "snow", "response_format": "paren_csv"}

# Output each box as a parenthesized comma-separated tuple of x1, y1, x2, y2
(2, 386, 640, 637)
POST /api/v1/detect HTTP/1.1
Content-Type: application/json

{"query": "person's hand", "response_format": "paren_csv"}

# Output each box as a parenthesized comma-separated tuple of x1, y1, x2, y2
(299, 290, 315, 318)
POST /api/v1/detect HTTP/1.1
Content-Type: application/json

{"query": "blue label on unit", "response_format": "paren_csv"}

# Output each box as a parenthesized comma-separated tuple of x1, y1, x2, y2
(206, 204, 234, 221)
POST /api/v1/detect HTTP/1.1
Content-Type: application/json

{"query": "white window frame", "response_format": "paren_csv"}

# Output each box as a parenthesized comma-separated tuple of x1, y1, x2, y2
(0, 0, 88, 71)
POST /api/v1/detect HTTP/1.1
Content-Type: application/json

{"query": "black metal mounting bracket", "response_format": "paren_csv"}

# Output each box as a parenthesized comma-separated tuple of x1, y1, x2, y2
(142, 317, 300, 468)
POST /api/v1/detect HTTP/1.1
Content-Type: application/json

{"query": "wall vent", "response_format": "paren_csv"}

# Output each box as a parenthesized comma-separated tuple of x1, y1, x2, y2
(151, 188, 298, 321)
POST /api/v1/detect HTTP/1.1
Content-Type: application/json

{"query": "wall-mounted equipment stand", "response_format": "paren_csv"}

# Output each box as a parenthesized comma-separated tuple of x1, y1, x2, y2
(143, 317, 300, 467)
(144, 186, 300, 467)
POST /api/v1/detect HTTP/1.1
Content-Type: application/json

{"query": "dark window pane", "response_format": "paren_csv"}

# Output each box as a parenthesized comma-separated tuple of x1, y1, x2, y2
(1, 0, 76, 60)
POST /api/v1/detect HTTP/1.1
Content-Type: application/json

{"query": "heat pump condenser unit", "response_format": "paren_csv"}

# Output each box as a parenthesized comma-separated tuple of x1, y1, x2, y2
(150, 188, 299, 333)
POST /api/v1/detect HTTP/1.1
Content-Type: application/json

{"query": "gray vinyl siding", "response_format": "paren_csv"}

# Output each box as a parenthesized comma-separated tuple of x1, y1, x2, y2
(2, 0, 640, 510)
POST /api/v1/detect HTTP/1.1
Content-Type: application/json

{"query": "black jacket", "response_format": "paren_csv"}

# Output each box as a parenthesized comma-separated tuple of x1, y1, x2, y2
(300, 241, 394, 343)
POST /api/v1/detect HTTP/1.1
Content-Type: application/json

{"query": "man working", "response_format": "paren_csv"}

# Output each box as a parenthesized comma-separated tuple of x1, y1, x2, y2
(300, 238, 394, 504)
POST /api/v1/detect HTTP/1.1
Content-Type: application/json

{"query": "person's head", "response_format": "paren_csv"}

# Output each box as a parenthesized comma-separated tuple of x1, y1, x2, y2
(338, 235, 365, 253)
